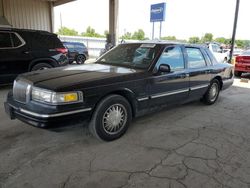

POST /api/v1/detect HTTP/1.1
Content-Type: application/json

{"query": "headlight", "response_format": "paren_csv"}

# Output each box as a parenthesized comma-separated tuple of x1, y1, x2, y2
(31, 87, 83, 104)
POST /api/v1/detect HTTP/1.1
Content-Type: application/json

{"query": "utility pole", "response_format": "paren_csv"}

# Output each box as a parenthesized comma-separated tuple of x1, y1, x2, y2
(229, 0, 240, 63)
(60, 12, 63, 28)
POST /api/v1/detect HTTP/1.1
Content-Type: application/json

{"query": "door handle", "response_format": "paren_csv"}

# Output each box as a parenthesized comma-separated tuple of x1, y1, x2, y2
(23, 51, 29, 54)
(205, 70, 211, 74)
(180, 73, 190, 79)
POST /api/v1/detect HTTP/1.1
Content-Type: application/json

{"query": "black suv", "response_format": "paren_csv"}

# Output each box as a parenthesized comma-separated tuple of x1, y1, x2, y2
(0, 28, 68, 85)
(63, 41, 89, 64)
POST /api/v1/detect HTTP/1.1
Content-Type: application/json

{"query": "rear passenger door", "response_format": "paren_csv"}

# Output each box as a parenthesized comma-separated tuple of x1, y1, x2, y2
(0, 31, 30, 84)
(185, 47, 212, 100)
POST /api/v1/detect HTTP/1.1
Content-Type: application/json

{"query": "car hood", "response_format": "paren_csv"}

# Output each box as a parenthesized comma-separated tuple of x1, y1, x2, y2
(21, 63, 146, 91)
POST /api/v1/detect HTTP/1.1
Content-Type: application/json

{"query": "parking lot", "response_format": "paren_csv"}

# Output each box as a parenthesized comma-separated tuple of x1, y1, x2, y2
(0, 77, 250, 188)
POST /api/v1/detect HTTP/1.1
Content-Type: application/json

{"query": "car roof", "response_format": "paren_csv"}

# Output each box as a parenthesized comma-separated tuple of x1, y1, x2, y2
(122, 40, 206, 49)
(0, 27, 55, 35)
(63, 41, 84, 45)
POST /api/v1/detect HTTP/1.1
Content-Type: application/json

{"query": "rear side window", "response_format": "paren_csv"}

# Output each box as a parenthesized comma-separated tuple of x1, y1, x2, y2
(64, 43, 74, 49)
(157, 46, 185, 71)
(11, 33, 22, 47)
(0, 32, 23, 48)
(75, 43, 85, 49)
(0, 32, 12, 48)
(186, 48, 207, 68)
(29, 32, 63, 50)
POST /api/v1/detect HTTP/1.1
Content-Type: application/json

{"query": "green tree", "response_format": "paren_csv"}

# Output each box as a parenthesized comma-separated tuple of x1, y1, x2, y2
(189, 36, 200, 44)
(121, 32, 132, 40)
(214, 37, 226, 44)
(235, 40, 245, 48)
(81, 26, 104, 38)
(57, 27, 78, 36)
(161, 36, 176, 41)
(201, 33, 213, 43)
(132, 29, 145, 40)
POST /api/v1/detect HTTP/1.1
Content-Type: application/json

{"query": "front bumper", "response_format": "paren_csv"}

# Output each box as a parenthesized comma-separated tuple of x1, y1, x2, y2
(5, 94, 92, 128)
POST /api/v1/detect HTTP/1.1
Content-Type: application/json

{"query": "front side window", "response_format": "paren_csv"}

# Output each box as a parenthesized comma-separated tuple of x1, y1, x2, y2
(156, 46, 185, 71)
(186, 48, 207, 68)
(0, 32, 12, 48)
(98, 43, 157, 69)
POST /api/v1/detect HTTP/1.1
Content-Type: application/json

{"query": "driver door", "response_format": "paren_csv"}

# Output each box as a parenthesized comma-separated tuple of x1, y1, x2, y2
(149, 45, 190, 107)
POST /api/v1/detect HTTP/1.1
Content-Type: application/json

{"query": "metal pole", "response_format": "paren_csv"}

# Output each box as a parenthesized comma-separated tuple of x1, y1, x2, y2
(229, 0, 240, 63)
(152, 22, 155, 40)
(159, 21, 162, 39)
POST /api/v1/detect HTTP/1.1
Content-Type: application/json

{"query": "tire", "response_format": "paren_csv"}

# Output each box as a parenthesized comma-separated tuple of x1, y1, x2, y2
(76, 55, 86, 64)
(203, 79, 220, 105)
(89, 95, 132, 141)
(31, 63, 53, 71)
(234, 71, 242, 77)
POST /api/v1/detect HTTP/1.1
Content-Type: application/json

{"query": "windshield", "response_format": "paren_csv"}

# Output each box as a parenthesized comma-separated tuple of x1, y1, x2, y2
(97, 43, 157, 69)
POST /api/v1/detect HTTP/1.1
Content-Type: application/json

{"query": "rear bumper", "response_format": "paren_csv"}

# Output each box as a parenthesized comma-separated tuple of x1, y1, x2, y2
(5, 95, 92, 128)
(235, 63, 250, 73)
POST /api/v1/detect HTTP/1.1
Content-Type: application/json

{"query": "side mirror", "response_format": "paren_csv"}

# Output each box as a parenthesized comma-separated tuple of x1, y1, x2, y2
(159, 64, 171, 73)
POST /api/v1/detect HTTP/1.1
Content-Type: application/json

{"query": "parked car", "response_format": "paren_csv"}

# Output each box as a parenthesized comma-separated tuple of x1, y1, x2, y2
(206, 42, 229, 63)
(0, 28, 68, 85)
(5, 42, 234, 141)
(234, 50, 250, 77)
(233, 48, 243, 56)
(63, 41, 89, 64)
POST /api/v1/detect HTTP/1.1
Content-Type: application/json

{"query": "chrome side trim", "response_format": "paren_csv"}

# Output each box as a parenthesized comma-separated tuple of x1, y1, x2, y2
(151, 88, 189, 99)
(137, 97, 149, 101)
(190, 84, 209, 91)
(19, 108, 92, 118)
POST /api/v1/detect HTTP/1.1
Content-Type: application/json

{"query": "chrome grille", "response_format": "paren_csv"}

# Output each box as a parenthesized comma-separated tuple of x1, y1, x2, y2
(13, 79, 31, 104)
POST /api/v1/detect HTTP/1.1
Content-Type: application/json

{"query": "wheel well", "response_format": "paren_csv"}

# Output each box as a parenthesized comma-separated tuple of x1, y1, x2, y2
(29, 59, 56, 71)
(94, 90, 137, 118)
(213, 76, 223, 90)
(77, 54, 86, 59)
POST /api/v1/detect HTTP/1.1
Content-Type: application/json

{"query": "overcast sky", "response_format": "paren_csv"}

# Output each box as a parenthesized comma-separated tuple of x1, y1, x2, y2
(54, 0, 250, 40)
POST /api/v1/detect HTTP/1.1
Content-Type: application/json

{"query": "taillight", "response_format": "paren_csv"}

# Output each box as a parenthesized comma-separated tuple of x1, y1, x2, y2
(55, 47, 68, 54)
(235, 56, 243, 63)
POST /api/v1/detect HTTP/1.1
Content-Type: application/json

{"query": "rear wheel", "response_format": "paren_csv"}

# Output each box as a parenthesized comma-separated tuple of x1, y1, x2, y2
(89, 95, 132, 141)
(234, 71, 242, 77)
(76, 55, 86, 64)
(31, 63, 52, 71)
(203, 79, 220, 105)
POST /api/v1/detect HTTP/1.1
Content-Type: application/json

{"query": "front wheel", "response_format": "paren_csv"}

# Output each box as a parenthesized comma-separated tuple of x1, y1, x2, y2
(89, 95, 132, 141)
(203, 80, 220, 105)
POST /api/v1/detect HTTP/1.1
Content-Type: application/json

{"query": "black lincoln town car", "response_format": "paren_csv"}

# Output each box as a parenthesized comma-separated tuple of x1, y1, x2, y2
(5, 42, 234, 141)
